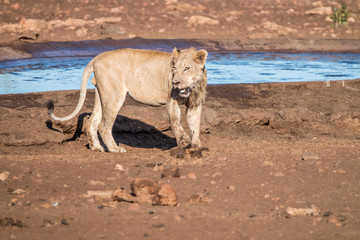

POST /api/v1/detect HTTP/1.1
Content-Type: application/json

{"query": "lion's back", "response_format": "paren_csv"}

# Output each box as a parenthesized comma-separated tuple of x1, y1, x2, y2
(94, 49, 173, 105)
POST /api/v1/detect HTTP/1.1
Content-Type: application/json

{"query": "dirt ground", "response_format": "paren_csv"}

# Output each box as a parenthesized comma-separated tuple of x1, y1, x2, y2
(0, 0, 360, 44)
(1, 80, 360, 240)
(1, 0, 360, 240)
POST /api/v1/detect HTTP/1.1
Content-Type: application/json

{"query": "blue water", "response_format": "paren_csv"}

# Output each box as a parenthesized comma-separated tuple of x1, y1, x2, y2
(0, 51, 359, 94)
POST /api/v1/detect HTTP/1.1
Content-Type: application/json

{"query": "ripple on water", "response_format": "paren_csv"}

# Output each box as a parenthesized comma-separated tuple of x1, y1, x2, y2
(0, 51, 359, 94)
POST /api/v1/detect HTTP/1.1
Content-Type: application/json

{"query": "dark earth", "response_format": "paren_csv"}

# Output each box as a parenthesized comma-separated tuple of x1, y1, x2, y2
(1, 0, 360, 239)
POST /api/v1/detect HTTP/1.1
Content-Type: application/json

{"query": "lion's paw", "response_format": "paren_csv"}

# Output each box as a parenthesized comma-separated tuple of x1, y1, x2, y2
(108, 146, 127, 153)
(179, 134, 191, 148)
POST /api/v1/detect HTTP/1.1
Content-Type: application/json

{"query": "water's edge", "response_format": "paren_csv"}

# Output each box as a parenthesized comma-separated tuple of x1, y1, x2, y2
(1, 38, 360, 61)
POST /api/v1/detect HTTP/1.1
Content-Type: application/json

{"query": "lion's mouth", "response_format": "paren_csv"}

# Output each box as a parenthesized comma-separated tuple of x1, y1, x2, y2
(178, 87, 190, 97)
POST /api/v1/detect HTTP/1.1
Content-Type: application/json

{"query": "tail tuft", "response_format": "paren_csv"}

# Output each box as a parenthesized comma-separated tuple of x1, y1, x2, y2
(47, 100, 55, 116)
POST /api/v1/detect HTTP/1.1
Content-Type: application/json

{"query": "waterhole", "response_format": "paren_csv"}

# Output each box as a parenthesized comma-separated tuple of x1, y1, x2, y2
(0, 48, 359, 94)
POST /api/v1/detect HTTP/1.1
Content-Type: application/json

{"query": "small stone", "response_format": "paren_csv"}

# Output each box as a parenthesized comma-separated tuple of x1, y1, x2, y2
(286, 8, 295, 14)
(312, 1, 323, 7)
(115, 164, 128, 172)
(187, 172, 197, 179)
(348, 17, 355, 23)
(212, 172, 223, 178)
(286, 205, 320, 216)
(76, 28, 88, 37)
(227, 185, 236, 191)
(109, 7, 124, 14)
(323, 211, 332, 217)
(131, 178, 159, 197)
(186, 193, 212, 204)
(187, 15, 219, 27)
(217, 156, 228, 161)
(273, 172, 285, 177)
(112, 187, 138, 203)
(87, 190, 113, 200)
(152, 223, 165, 228)
(302, 152, 320, 160)
(161, 167, 181, 178)
(332, 169, 346, 173)
(325, 16, 333, 22)
(88, 180, 105, 186)
(174, 215, 183, 221)
(328, 215, 339, 224)
(61, 219, 69, 225)
(11, 3, 20, 10)
(152, 184, 178, 206)
(0, 171, 10, 181)
(210, 180, 216, 185)
(11, 189, 26, 195)
(305, 7, 332, 15)
(49, 200, 59, 207)
(94, 17, 122, 24)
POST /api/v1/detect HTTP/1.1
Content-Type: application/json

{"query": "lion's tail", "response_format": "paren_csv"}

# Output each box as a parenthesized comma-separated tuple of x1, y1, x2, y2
(47, 57, 96, 121)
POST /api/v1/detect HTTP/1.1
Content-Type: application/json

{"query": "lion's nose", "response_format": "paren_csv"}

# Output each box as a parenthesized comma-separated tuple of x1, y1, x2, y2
(173, 81, 180, 87)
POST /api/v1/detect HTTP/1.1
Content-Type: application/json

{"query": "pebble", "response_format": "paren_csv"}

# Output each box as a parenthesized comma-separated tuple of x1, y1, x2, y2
(76, 28, 88, 37)
(0, 218, 23, 227)
(187, 15, 219, 27)
(286, 205, 320, 216)
(227, 185, 236, 191)
(61, 219, 69, 225)
(187, 172, 197, 179)
(0, 171, 10, 181)
(174, 215, 182, 221)
(273, 172, 285, 177)
(186, 193, 212, 204)
(305, 7, 332, 15)
(10, 188, 26, 195)
(212, 172, 223, 178)
(87, 190, 113, 199)
(115, 164, 128, 172)
(217, 156, 228, 161)
(302, 152, 320, 160)
(161, 167, 181, 178)
(88, 180, 105, 186)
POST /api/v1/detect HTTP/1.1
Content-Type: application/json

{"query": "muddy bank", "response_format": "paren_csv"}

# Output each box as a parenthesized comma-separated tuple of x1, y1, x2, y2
(1, 79, 360, 147)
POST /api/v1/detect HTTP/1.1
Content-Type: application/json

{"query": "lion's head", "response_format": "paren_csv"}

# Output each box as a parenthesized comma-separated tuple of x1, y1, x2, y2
(170, 47, 208, 98)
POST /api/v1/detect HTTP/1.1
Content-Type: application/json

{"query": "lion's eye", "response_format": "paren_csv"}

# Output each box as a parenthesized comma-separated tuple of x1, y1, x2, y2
(184, 67, 190, 72)
(172, 66, 177, 72)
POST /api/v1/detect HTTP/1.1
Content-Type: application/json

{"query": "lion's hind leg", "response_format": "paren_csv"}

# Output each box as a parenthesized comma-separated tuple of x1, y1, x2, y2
(97, 85, 127, 153)
(88, 87, 104, 152)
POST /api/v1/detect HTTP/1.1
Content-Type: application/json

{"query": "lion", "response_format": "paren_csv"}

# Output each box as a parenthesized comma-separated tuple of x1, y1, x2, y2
(47, 47, 208, 157)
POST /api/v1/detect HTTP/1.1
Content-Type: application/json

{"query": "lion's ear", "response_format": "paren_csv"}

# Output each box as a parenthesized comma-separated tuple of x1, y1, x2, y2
(195, 49, 208, 66)
(171, 47, 180, 66)
(172, 47, 180, 59)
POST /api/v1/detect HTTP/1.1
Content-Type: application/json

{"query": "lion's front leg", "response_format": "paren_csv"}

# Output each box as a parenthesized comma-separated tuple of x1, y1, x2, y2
(167, 99, 190, 158)
(187, 103, 207, 158)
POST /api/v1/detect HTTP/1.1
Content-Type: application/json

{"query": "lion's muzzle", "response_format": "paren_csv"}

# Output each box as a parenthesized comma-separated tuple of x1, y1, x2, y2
(178, 87, 190, 97)
(172, 80, 191, 98)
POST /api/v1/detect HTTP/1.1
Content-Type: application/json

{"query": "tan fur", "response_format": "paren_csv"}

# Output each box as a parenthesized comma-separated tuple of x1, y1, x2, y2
(48, 47, 208, 153)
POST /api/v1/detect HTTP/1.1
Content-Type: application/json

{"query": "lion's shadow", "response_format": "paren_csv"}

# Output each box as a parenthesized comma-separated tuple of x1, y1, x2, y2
(111, 115, 176, 150)
(50, 113, 177, 150)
